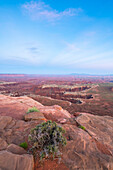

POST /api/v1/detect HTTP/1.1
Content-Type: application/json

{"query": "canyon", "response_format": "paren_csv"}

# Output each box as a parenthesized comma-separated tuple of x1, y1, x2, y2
(0, 74, 113, 169)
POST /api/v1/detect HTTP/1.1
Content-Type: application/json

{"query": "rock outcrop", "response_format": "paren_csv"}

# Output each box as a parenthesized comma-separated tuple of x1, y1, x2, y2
(0, 116, 44, 146)
(0, 150, 34, 170)
(0, 138, 8, 150)
(0, 94, 43, 119)
(0, 94, 113, 170)
(7, 144, 27, 155)
(24, 112, 46, 121)
(0, 115, 39, 170)
(62, 114, 113, 170)
(40, 105, 72, 121)
(0, 94, 71, 121)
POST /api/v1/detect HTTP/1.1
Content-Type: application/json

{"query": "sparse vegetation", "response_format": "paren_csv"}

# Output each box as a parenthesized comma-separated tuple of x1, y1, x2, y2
(27, 107, 40, 114)
(19, 142, 28, 149)
(28, 120, 67, 160)
(79, 125, 86, 130)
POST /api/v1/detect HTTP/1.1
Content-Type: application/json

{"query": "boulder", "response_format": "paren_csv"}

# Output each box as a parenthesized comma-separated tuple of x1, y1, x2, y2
(0, 116, 12, 129)
(0, 138, 8, 150)
(24, 112, 46, 121)
(0, 151, 34, 170)
(0, 116, 40, 146)
(40, 105, 72, 121)
(7, 144, 27, 155)
(73, 112, 88, 117)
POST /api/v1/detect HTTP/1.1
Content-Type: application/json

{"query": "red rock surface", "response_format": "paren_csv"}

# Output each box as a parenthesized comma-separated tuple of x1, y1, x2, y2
(0, 94, 72, 121)
(0, 94, 113, 170)
(40, 105, 72, 121)
(0, 94, 43, 119)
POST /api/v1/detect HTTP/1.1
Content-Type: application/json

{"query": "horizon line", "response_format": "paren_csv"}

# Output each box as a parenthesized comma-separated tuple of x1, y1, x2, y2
(0, 73, 113, 76)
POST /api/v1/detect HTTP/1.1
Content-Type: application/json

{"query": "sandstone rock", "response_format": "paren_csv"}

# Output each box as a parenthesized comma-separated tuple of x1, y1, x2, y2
(7, 144, 27, 155)
(0, 138, 8, 150)
(0, 94, 113, 170)
(73, 112, 88, 117)
(0, 151, 34, 170)
(0, 94, 43, 119)
(40, 105, 72, 121)
(62, 114, 113, 170)
(63, 124, 113, 170)
(58, 118, 67, 124)
(0, 116, 12, 129)
(76, 113, 113, 147)
(0, 94, 72, 122)
(24, 112, 46, 121)
(0, 115, 39, 146)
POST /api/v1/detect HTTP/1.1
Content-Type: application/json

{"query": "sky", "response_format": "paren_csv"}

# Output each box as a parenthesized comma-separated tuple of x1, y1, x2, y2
(0, 0, 113, 75)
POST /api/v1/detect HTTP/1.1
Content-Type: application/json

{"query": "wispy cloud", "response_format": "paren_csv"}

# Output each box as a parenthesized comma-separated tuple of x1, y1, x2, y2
(22, 1, 82, 21)
(27, 47, 39, 53)
(50, 31, 113, 70)
(0, 41, 47, 65)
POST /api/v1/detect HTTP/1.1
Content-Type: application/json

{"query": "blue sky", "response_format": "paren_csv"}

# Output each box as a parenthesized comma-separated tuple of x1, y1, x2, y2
(0, 0, 113, 74)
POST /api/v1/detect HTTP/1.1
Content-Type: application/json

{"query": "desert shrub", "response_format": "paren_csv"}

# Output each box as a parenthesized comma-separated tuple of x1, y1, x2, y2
(79, 125, 86, 130)
(19, 142, 28, 149)
(27, 107, 40, 114)
(28, 120, 67, 160)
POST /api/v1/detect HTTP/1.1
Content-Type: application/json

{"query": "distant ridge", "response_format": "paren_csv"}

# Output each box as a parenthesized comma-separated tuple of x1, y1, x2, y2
(70, 73, 91, 76)
(70, 73, 113, 76)
(0, 73, 113, 77)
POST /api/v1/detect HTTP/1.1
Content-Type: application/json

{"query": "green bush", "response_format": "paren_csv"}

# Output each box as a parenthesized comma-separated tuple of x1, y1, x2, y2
(19, 142, 28, 149)
(28, 120, 67, 160)
(27, 107, 40, 114)
(79, 125, 86, 130)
